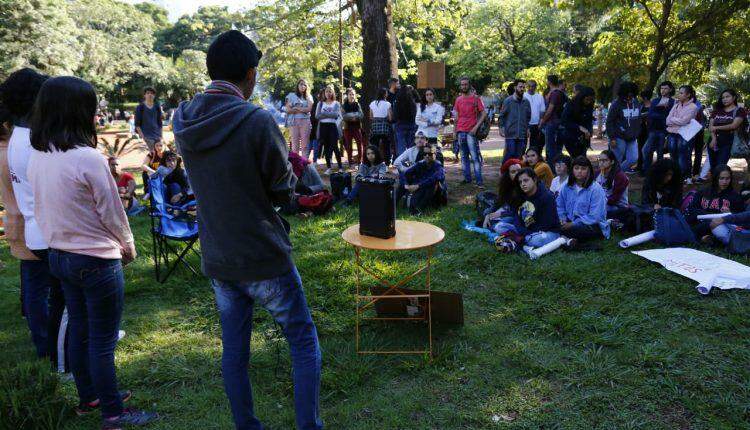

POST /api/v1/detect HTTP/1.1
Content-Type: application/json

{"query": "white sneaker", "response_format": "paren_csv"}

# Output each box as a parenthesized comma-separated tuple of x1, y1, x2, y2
(324, 168, 332, 175)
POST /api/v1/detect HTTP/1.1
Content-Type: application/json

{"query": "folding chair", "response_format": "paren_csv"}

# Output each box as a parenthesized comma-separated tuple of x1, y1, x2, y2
(148, 174, 201, 283)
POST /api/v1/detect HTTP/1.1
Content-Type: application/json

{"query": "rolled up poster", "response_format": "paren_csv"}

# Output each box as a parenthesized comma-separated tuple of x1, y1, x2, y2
(618, 230, 656, 248)
(526, 236, 568, 260)
(697, 213, 731, 220)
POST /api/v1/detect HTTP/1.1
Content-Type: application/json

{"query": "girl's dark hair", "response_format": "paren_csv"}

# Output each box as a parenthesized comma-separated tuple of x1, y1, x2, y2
(598, 149, 621, 189)
(569, 86, 595, 117)
(713, 89, 739, 112)
(567, 155, 595, 188)
(617, 82, 639, 100)
(30, 76, 97, 152)
(295, 79, 309, 100)
(363, 144, 383, 166)
(525, 146, 544, 163)
(553, 154, 572, 173)
(420, 88, 435, 112)
(679, 85, 695, 99)
(375, 87, 387, 102)
(709, 164, 734, 197)
(644, 158, 682, 202)
(497, 166, 522, 208)
(0, 68, 49, 124)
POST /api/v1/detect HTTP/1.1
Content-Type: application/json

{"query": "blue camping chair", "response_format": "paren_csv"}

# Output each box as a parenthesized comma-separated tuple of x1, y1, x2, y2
(148, 174, 200, 283)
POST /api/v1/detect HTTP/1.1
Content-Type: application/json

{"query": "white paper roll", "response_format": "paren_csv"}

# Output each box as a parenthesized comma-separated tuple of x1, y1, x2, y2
(618, 230, 656, 248)
(697, 213, 731, 220)
(527, 236, 568, 259)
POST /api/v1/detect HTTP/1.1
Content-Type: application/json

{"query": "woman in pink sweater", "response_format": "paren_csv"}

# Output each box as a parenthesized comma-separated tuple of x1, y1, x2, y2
(28, 76, 157, 429)
(666, 85, 699, 177)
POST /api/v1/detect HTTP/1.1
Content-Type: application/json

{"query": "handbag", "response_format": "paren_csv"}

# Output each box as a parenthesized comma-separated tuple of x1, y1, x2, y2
(329, 171, 352, 201)
(475, 191, 499, 225)
(728, 227, 750, 254)
(654, 207, 696, 245)
(297, 190, 334, 215)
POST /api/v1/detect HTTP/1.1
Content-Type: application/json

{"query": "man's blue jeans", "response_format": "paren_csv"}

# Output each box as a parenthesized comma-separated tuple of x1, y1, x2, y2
(48, 250, 124, 419)
(457, 132, 483, 185)
(642, 130, 666, 173)
(503, 138, 526, 162)
(611, 138, 638, 172)
(212, 267, 323, 430)
(668, 133, 693, 176)
(712, 223, 737, 245)
(543, 121, 561, 164)
(394, 122, 415, 157)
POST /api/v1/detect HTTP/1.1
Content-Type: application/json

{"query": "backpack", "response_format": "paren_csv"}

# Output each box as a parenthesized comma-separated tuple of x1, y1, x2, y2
(654, 208, 696, 246)
(728, 227, 750, 254)
(297, 191, 334, 215)
(473, 96, 491, 141)
(475, 191, 499, 226)
(329, 172, 352, 201)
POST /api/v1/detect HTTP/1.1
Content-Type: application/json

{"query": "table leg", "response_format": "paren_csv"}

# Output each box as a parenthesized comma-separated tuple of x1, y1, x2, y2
(427, 246, 433, 357)
(355, 246, 361, 353)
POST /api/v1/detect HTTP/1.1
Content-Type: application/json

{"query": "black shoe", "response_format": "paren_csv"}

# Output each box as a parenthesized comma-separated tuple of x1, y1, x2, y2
(102, 408, 159, 429)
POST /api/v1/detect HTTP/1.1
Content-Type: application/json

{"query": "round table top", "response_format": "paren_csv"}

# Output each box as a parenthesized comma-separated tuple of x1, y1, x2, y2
(342, 220, 445, 251)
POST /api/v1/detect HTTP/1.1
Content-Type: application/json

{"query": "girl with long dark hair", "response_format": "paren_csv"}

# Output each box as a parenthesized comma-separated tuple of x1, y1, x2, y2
(559, 86, 595, 158)
(522, 147, 553, 188)
(686, 164, 744, 240)
(28, 76, 157, 427)
(641, 158, 683, 209)
(315, 84, 343, 174)
(708, 89, 747, 170)
(393, 85, 418, 156)
(345, 145, 387, 204)
(482, 158, 523, 228)
(416, 88, 445, 145)
(595, 149, 630, 217)
(342, 87, 364, 164)
(556, 155, 610, 244)
(285, 79, 313, 155)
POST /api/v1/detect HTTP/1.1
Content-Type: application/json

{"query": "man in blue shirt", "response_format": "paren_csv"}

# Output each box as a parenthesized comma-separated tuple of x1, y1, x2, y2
(134, 87, 163, 150)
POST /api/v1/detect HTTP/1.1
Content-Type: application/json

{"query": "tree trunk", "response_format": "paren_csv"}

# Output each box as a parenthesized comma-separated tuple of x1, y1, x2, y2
(356, 0, 397, 130)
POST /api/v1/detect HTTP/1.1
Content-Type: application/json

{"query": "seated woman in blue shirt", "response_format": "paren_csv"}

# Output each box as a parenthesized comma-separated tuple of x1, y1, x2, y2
(556, 155, 610, 245)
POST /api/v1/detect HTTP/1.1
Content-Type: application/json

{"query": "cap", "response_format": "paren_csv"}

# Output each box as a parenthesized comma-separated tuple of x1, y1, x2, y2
(501, 158, 523, 174)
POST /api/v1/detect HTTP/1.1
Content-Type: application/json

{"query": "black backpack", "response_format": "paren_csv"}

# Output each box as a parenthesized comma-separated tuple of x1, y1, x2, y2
(329, 172, 352, 201)
(475, 191, 498, 226)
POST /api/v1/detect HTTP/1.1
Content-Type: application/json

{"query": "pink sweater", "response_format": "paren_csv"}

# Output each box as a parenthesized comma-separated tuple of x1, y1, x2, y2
(666, 101, 698, 134)
(28, 146, 133, 260)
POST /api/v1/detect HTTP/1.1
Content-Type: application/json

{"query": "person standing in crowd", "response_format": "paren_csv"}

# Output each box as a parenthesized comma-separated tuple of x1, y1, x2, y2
(595, 149, 630, 219)
(134, 86, 163, 151)
(172, 30, 322, 430)
(689, 95, 708, 181)
(666, 85, 699, 177)
(415, 88, 445, 145)
(641, 158, 683, 209)
(708, 89, 746, 171)
(539, 75, 567, 163)
(642, 81, 675, 173)
(1, 68, 69, 371)
(550, 154, 571, 197)
(342, 87, 364, 164)
(685, 164, 744, 241)
(524, 79, 546, 153)
(522, 147, 553, 188)
(556, 156, 610, 245)
(636, 90, 652, 173)
(393, 85, 418, 157)
(606, 82, 642, 173)
(285, 79, 313, 156)
(309, 89, 325, 163)
(368, 87, 393, 164)
(316, 85, 343, 175)
(558, 86, 595, 159)
(387, 77, 400, 162)
(108, 157, 136, 212)
(499, 79, 531, 162)
(29, 76, 156, 428)
(453, 76, 487, 188)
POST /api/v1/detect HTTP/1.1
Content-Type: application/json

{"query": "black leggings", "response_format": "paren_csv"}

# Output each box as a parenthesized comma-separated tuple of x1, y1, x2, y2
(319, 123, 342, 169)
(565, 223, 604, 242)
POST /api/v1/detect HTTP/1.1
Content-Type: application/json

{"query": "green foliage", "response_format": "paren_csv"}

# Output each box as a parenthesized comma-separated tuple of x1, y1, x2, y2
(699, 60, 750, 104)
(0, 360, 69, 430)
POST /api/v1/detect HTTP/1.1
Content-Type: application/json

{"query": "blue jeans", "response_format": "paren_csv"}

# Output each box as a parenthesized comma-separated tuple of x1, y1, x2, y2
(668, 133, 693, 176)
(543, 121, 561, 163)
(709, 134, 733, 172)
(212, 267, 322, 430)
(642, 130, 666, 172)
(395, 122, 415, 157)
(458, 132, 483, 185)
(503, 138, 526, 162)
(612, 138, 638, 171)
(48, 250, 124, 418)
(712, 223, 737, 245)
(493, 222, 560, 247)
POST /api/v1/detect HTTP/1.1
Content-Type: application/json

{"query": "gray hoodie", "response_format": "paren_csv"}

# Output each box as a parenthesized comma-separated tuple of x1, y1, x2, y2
(173, 92, 296, 282)
(606, 98, 643, 141)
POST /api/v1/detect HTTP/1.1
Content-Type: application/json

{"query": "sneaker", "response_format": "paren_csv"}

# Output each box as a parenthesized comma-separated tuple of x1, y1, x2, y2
(324, 168, 332, 175)
(102, 408, 159, 429)
(494, 237, 516, 253)
(76, 391, 132, 416)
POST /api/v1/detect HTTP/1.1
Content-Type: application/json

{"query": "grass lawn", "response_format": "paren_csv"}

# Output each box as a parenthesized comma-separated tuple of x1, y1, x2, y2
(2, 160, 750, 430)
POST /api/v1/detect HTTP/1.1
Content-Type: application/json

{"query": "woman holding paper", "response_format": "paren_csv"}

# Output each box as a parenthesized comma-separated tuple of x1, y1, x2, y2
(708, 89, 747, 171)
(666, 85, 699, 177)
(686, 164, 744, 241)
(556, 156, 610, 246)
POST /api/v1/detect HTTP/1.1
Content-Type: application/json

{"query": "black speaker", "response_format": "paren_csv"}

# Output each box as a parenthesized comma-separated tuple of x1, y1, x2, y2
(358, 176, 396, 239)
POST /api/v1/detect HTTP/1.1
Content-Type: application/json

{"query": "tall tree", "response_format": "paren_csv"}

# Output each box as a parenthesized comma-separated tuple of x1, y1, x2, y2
(356, 0, 398, 117)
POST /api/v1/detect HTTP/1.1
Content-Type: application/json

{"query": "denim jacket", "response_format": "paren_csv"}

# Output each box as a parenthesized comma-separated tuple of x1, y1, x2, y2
(555, 181, 611, 238)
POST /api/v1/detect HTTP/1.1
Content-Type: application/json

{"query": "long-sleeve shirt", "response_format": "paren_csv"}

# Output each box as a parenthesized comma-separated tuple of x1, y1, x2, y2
(511, 184, 560, 235)
(647, 97, 675, 132)
(724, 210, 750, 227)
(595, 170, 629, 207)
(415, 103, 445, 138)
(356, 162, 387, 179)
(666, 101, 698, 134)
(685, 188, 745, 223)
(394, 146, 421, 173)
(556, 181, 611, 238)
(641, 183, 682, 208)
(525, 161, 554, 188)
(404, 160, 444, 189)
(499, 95, 531, 139)
(28, 146, 133, 260)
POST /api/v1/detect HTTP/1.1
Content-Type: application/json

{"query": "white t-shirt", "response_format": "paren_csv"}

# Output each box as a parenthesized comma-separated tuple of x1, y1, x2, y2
(524, 92, 546, 125)
(550, 175, 567, 196)
(369, 100, 391, 119)
(7, 126, 48, 250)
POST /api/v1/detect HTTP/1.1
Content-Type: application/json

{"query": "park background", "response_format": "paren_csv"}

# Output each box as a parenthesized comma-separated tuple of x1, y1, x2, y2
(2, 1, 750, 429)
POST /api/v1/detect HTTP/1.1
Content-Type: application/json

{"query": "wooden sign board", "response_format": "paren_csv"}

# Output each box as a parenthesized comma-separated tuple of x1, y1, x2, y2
(417, 62, 445, 89)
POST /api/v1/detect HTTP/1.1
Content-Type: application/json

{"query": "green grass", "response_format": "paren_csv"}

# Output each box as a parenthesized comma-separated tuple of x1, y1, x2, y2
(2, 170, 750, 429)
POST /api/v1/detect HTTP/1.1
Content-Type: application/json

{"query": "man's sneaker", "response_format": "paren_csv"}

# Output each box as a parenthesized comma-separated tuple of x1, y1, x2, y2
(102, 408, 159, 429)
(76, 391, 132, 416)
(494, 237, 516, 253)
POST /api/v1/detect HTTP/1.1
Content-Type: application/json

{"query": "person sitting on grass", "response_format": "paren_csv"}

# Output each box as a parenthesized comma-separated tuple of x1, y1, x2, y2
(493, 168, 561, 253)
(556, 155, 610, 246)
(685, 164, 745, 242)
(641, 158, 683, 209)
(595, 149, 630, 220)
(345, 145, 388, 204)
(707, 208, 750, 247)
(482, 158, 523, 229)
(108, 156, 137, 212)
(140, 139, 165, 196)
(522, 147, 553, 188)
(395, 130, 443, 200)
(550, 154, 571, 197)
(403, 144, 447, 215)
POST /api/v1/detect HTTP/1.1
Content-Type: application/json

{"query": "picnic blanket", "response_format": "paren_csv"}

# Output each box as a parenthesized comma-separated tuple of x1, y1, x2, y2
(632, 247, 750, 295)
